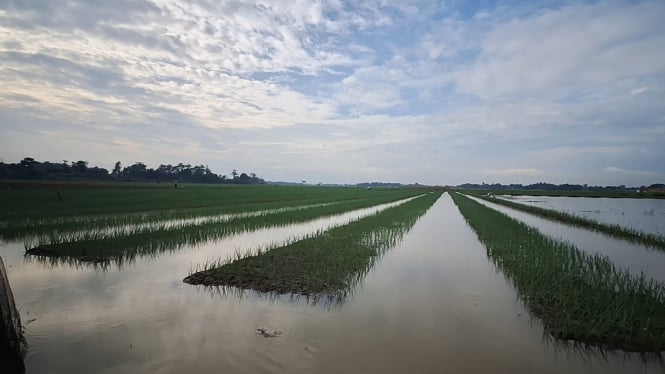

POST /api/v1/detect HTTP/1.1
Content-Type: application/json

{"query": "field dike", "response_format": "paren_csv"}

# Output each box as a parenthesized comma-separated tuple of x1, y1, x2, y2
(24, 192, 421, 263)
(183, 192, 442, 300)
(451, 193, 665, 353)
(473, 194, 665, 250)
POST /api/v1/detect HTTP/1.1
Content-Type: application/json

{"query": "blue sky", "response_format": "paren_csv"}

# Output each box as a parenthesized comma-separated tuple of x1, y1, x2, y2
(0, 0, 663, 185)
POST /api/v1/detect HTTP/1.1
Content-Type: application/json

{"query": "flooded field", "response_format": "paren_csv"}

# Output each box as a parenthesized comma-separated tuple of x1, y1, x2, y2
(499, 195, 665, 236)
(469, 196, 665, 283)
(1, 192, 663, 373)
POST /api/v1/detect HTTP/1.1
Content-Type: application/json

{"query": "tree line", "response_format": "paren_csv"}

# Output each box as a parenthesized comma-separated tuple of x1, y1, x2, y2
(0, 158, 265, 184)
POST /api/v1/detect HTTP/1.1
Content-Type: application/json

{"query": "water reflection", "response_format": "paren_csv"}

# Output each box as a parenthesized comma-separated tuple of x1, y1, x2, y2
(499, 195, 665, 236)
(192, 285, 349, 310)
(0, 196, 375, 241)
(11, 201, 340, 243)
(1, 194, 663, 373)
(24, 197, 421, 268)
(546, 337, 665, 368)
(185, 193, 440, 302)
(468, 195, 665, 283)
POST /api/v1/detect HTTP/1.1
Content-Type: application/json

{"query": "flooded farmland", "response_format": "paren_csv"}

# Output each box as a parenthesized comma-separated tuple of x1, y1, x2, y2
(468, 195, 665, 283)
(1, 193, 662, 373)
(498, 195, 665, 236)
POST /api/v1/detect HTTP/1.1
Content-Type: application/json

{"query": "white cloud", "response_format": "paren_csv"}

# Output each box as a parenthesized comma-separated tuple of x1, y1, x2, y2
(454, 1, 665, 101)
(603, 166, 658, 176)
(630, 87, 649, 95)
(0, 1, 664, 185)
(0, 0, 369, 131)
(484, 168, 544, 176)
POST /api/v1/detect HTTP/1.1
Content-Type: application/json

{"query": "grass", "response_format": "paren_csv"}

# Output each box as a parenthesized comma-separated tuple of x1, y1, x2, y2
(24, 192, 423, 263)
(0, 184, 419, 240)
(470, 193, 665, 250)
(183, 192, 442, 301)
(450, 192, 665, 352)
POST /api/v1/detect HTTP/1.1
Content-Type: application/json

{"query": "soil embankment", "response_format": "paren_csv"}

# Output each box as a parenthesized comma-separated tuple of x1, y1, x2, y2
(0, 257, 26, 373)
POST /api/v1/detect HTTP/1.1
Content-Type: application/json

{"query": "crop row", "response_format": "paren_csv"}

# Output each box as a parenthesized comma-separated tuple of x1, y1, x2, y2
(2, 188, 421, 240)
(25, 192, 423, 263)
(184, 192, 442, 301)
(470, 194, 665, 250)
(450, 193, 665, 352)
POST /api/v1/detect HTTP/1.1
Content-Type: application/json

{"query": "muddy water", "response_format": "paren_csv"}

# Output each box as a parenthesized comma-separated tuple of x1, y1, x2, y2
(498, 195, 665, 236)
(467, 195, 665, 283)
(0, 194, 661, 373)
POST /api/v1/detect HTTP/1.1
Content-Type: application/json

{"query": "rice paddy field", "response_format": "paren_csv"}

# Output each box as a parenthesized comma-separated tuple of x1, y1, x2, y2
(1, 183, 664, 373)
(497, 195, 665, 236)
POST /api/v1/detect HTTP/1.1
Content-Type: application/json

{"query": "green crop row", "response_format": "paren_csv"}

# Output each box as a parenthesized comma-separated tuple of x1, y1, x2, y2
(450, 193, 665, 352)
(1, 186, 420, 240)
(25, 192, 423, 264)
(184, 192, 442, 301)
(471, 194, 665, 250)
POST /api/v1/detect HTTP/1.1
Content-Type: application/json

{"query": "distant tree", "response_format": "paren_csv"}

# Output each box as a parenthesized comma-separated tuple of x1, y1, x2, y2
(20, 157, 35, 167)
(18, 157, 46, 179)
(123, 162, 148, 179)
(72, 160, 88, 174)
(112, 161, 122, 178)
(0, 158, 263, 184)
(193, 165, 206, 178)
(0, 162, 10, 179)
(238, 172, 250, 183)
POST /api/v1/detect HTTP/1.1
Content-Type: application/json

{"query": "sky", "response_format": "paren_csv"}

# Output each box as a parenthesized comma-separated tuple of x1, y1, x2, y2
(0, 0, 664, 186)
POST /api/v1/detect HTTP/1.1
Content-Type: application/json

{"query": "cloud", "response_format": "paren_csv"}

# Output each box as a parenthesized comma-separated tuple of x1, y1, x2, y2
(630, 87, 649, 95)
(484, 168, 545, 176)
(0, 0, 664, 185)
(0, 0, 369, 130)
(454, 1, 665, 101)
(603, 166, 658, 176)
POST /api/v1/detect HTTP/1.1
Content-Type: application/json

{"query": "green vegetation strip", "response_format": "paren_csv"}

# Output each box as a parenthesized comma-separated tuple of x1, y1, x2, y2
(472, 194, 665, 250)
(451, 193, 665, 352)
(1, 186, 420, 240)
(25, 192, 422, 262)
(184, 192, 442, 298)
(1, 184, 408, 222)
(1, 196, 375, 241)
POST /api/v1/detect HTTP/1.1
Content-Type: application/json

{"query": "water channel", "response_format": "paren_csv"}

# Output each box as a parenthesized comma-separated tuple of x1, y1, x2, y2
(0, 193, 661, 373)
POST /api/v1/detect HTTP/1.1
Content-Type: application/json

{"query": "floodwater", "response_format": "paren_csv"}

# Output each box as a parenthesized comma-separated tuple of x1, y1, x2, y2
(498, 195, 665, 236)
(468, 195, 665, 283)
(0, 193, 662, 373)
